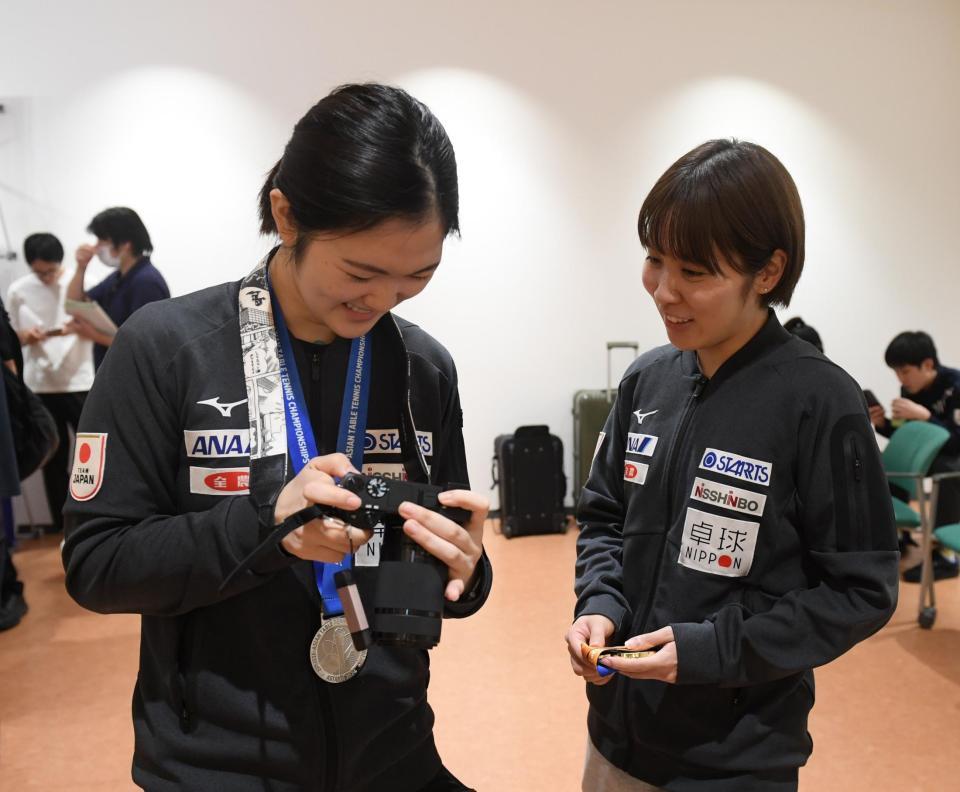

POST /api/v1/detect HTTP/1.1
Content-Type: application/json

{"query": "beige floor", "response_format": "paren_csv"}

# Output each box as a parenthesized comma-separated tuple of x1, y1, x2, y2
(1, 527, 958, 791)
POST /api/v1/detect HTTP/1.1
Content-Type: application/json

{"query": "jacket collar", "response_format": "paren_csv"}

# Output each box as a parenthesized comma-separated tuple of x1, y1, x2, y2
(680, 310, 792, 392)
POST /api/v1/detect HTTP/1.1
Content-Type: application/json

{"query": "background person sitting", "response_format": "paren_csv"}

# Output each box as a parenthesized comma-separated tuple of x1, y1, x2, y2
(870, 330, 960, 581)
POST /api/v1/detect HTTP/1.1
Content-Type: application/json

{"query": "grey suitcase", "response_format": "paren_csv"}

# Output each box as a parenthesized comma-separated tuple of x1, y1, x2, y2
(572, 342, 639, 501)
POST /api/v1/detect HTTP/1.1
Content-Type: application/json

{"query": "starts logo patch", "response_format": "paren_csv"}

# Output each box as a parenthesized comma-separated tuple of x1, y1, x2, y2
(699, 447, 772, 487)
(678, 507, 759, 578)
(70, 433, 107, 501)
(363, 429, 433, 457)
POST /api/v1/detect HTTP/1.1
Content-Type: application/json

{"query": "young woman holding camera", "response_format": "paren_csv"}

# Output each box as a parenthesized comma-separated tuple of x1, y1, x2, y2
(64, 83, 491, 792)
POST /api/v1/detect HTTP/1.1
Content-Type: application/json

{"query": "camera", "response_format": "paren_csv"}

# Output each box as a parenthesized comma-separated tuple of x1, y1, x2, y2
(330, 473, 471, 650)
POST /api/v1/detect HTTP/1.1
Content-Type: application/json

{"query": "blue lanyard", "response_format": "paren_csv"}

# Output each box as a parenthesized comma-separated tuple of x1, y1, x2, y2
(270, 281, 372, 616)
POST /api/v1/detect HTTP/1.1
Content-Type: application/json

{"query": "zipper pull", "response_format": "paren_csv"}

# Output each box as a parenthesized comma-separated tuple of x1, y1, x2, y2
(312, 350, 321, 382)
(692, 375, 708, 398)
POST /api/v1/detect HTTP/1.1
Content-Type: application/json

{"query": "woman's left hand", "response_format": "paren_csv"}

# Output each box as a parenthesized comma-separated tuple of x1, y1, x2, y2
(397, 489, 487, 602)
(598, 626, 678, 683)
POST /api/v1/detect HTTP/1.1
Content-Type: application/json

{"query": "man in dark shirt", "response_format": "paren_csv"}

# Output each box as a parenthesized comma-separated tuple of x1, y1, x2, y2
(870, 330, 960, 581)
(66, 207, 170, 368)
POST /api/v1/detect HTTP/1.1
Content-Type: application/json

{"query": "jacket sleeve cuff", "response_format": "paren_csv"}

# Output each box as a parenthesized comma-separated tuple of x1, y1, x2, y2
(574, 595, 629, 635)
(444, 549, 493, 618)
(233, 496, 298, 577)
(672, 620, 722, 685)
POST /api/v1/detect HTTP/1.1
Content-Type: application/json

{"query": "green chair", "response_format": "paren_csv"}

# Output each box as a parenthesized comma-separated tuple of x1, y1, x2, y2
(881, 421, 951, 628)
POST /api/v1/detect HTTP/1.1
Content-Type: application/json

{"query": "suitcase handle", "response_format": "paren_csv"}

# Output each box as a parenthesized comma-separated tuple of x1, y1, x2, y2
(606, 342, 639, 398)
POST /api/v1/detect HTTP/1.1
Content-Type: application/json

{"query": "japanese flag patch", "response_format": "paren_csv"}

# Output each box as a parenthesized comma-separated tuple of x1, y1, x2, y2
(70, 433, 107, 501)
(678, 506, 759, 577)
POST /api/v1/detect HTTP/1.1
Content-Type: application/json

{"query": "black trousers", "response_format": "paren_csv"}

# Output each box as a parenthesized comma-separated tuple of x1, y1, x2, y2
(38, 391, 86, 531)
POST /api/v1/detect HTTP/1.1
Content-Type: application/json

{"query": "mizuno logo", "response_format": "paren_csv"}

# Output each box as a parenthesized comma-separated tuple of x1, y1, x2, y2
(197, 397, 247, 417)
(633, 409, 658, 425)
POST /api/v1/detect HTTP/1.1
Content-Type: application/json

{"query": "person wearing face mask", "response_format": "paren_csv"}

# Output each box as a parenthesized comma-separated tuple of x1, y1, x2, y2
(6, 233, 94, 533)
(565, 140, 898, 791)
(66, 206, 170, 368)
(63, 84, 491, 792)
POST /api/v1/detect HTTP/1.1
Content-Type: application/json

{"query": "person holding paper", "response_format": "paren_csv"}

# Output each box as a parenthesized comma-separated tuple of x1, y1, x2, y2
(63, 84, 491, 791)
(67, 207, 170, 368)
(6, 233, 94, 533)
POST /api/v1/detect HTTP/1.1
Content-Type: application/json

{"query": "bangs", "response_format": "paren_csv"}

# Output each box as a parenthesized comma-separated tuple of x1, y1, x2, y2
(637, 176, 746, 276)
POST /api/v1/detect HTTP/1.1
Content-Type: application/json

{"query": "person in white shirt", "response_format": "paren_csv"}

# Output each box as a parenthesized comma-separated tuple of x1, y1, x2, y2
(6, 233, 95, 533)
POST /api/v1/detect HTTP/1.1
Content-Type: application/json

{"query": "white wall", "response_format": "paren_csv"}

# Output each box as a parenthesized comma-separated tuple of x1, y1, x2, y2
(1, 0, 958, 502)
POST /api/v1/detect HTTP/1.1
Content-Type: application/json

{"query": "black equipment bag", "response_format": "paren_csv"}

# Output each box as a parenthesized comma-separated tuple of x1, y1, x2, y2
(2, 365, 59, 480)
(491, 425, 566, 538)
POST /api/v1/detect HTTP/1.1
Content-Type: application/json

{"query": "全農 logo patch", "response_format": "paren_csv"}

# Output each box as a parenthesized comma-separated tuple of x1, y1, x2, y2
(689, 477, 766, 517)
(699, 448, 772, 486)
(189, 467, 250, 495)
(678, 506, 760, 578)
(623, 461, 649, 485)
(69, 433, 107, 501)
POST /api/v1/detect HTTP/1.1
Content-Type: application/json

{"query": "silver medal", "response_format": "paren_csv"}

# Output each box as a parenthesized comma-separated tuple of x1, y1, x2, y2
(309, 616, 367, 683)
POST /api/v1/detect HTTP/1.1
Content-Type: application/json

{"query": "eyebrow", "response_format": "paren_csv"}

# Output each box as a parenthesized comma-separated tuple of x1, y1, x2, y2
(342, 258, 440, 276)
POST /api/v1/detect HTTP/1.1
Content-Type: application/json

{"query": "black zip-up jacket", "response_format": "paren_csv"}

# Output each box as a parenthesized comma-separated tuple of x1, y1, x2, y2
(575, 314, 898, 791)
(63, 280, 492, 792)
(876, 365, 960, 456)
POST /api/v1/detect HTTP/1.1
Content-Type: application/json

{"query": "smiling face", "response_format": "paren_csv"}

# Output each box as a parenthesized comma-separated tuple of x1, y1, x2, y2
(642, 247, 781, 376)
(268, 189, 445, 341)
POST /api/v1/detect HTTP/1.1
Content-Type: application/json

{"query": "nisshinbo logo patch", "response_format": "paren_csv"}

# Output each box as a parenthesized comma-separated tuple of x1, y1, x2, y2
(699, 448, 772, 486)
(690, 477, 766, 516)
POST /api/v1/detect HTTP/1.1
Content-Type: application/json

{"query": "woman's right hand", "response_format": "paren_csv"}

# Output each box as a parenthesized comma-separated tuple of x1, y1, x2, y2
(565, 613, 617, 685)
(275, 453, 373, 563)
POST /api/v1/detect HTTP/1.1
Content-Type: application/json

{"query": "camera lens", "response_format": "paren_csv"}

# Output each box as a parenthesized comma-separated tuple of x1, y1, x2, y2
(371, 529, 446, 648)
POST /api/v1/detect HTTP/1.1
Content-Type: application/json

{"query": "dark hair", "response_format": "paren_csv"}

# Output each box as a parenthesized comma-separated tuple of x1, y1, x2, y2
(23, 232, 64, 265)
(637, 139, 805, 307)
(885, 331, 938, 368)
(87, 207, 153, 257)
(258, 83, 459, 255)
(784, 316, 823, 353)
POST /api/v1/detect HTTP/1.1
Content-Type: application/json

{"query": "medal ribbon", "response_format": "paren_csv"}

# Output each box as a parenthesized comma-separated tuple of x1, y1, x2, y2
(269, 279, 372, 617)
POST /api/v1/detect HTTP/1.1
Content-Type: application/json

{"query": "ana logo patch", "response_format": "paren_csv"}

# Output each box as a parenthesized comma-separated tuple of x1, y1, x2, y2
(623, 461, 649, 485)
(699, 447, 772, 486)
(690, 477, 767, 517)
(633, 409, 658, 425)
(626, 432, 658, 457)
(678, 507, 759, 577)
(70, 433, 107, 501)
(363, 429, 433, 457)
(184, 429, 251, 458)
(189, 466, 250, 495)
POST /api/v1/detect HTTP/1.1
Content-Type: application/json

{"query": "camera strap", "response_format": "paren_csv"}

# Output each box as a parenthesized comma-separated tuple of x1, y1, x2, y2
(268, 273, 372, 618)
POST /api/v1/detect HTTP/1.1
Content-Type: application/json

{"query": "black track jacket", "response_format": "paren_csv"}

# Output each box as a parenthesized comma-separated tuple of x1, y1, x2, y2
(575, 313, 898, 791)
(63, 280, 491, 791)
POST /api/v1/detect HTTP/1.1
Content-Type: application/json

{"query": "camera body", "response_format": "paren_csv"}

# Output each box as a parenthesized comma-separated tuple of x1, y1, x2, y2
(332, 473, 471, 649)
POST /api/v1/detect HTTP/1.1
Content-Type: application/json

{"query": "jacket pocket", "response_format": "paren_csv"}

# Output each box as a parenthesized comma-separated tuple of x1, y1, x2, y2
(173, 613, 198, 733)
